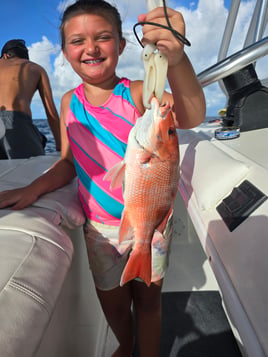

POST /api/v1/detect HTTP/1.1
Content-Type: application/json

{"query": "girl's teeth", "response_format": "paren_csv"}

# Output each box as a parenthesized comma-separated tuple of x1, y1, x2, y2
(84, 59, 103, 64)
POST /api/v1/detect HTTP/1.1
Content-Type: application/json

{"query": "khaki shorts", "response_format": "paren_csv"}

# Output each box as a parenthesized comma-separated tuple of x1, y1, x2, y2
(84, 215, 173, 291)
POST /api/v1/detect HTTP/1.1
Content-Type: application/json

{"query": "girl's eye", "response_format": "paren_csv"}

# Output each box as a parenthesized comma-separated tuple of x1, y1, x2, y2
(97, 35, 112, 41)
(70, 39, 84, 45)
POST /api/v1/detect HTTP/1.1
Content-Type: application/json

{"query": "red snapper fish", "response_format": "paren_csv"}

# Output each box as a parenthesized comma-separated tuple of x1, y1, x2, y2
(104, 97, 180, 286)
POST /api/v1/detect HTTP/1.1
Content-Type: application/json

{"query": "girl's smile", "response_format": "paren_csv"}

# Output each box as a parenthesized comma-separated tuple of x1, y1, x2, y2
(63, 14, 125, 86)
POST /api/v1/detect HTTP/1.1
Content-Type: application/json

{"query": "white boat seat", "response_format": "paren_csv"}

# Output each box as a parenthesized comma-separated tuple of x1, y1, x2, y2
(178, 129, 250, 211)
(0, 155, 86, 357)
(0, 208, 73, 357)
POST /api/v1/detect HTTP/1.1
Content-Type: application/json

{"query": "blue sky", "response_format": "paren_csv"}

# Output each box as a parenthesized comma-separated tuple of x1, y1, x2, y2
(1, 0, 266, 119)
(1, 1, 233, 44)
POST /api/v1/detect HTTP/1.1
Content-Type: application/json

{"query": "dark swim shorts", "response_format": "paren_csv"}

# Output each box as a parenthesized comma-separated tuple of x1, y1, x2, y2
(0, 111, 47, 159)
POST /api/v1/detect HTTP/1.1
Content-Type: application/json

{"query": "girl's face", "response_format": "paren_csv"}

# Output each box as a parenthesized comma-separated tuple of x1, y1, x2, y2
(63, 14, 125, 85)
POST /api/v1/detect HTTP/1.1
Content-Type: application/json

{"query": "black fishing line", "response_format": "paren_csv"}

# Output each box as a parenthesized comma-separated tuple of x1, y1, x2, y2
(133, 0, 191, 47)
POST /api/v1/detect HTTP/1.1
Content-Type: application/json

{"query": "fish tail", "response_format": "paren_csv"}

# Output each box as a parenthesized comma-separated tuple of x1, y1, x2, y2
(120, 249, 152, 287)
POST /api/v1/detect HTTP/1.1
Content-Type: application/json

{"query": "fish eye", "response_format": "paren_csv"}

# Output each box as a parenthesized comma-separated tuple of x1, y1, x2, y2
(168, 127, 175, 135)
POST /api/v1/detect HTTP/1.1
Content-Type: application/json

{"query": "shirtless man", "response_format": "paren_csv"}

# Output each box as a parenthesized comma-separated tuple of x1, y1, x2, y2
(0, 39, 61, 159)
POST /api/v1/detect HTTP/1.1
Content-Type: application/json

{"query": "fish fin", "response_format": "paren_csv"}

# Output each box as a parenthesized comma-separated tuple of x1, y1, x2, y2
(119, 211, 133, 244)
(120, 250, 152, 287)
(156, 206, 173, 233)
(103, 161, 125, 189)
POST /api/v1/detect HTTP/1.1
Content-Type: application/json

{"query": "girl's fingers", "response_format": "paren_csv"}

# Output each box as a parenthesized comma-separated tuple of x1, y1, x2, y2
(142, 11, 185, 42)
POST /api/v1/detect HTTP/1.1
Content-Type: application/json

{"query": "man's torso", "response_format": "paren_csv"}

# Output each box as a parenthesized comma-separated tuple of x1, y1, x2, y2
(0, 58, 40, 116)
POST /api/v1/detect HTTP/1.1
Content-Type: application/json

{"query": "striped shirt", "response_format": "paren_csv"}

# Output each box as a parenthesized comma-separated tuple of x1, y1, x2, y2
(66, 78, 140, 225)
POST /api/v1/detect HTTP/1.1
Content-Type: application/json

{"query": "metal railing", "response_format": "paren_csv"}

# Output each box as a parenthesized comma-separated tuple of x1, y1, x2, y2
(197, 36, 268, 87)
(197, 0, 268, 89)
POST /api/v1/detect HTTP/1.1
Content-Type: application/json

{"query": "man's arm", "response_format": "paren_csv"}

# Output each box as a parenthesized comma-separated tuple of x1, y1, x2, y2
(37, 67, 61, 151)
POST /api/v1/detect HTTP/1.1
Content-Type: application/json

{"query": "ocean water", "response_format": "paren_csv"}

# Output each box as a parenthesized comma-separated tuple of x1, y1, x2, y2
(34, 119, 56, 153)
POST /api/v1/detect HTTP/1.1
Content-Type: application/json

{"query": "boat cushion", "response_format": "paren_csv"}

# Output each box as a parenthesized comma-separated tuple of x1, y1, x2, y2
(179, 130, 250, 210)
(32, 179, 86, 228)
(0, 207, 73, 357)
(0, 156, 85, 229)
(0, 155, 85, 357)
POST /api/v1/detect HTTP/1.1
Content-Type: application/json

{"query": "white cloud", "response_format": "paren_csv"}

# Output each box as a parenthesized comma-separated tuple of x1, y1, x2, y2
(52, 52, 81, 97)
(174, 0, 268, 115)
(28, 36, 60, 75)
(30, 0, 268, 118)
(117, 30, 145, 80)
(57, 0, 76, 14)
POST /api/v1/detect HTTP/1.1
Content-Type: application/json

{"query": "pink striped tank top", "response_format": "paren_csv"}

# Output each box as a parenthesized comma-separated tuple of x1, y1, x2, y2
(66, 78, 140, 226)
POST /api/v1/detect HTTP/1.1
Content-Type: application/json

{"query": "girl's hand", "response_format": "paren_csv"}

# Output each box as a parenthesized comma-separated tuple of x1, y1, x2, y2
(138, 7, 186, 67)
(0, 186, 39, 210)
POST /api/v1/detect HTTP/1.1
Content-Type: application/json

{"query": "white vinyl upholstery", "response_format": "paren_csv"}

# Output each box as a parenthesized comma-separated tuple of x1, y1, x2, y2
(0, 156, 85, 357)
(0, 209, 73, 357)
(179, 129, 250, 210)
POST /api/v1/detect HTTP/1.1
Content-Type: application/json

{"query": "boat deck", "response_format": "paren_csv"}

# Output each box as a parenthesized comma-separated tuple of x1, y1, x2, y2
(103, 193, 242, 357)
(1, 118, 267, 356)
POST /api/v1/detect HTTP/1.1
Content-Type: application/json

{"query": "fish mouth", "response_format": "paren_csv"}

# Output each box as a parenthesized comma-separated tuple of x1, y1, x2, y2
(159, 102, 170, 118)
(150, 97, 170, 119)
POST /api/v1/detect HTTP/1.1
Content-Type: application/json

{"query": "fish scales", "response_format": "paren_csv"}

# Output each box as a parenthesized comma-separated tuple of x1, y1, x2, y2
(124, 160, 178, 215)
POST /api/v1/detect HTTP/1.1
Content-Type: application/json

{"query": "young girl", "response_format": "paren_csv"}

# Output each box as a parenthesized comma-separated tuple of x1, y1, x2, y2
(0, 1, 205, 356)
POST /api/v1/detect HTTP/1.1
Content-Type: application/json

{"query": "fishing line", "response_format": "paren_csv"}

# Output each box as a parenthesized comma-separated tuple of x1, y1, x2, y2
(133, 0, 191, 48)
